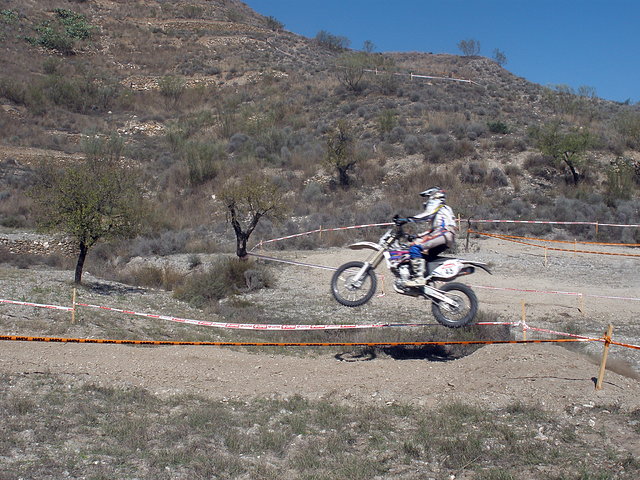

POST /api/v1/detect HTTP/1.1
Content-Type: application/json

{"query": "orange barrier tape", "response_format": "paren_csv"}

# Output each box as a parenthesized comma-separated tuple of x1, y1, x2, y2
(469, 230, 640, 247)
(0, 334, 597, 347)
(611, 340, 640, 351)
(470, 230, 640, 257)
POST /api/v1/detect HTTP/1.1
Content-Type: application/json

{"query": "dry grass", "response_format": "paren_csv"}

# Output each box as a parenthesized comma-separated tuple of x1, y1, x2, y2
(1, 373, 638, 480)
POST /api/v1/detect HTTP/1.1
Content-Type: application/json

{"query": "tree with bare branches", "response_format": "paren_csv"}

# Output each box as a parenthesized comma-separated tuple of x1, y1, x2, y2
(220, 175, 288, 258)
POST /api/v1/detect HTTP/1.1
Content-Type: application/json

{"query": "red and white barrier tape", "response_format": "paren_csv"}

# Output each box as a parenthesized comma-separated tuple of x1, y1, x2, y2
(4, 297, 640, 349)
(470, 284, 640, 302)
(252, 222, 392, 251)
(523, 324, 604, 343)
(1, 298, 73, 312)
(75, 302, 404, 331)
(248, 252, 337, 271)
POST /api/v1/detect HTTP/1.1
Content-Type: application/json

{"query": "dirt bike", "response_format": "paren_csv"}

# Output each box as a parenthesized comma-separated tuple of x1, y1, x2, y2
(330, 217, 491, 328)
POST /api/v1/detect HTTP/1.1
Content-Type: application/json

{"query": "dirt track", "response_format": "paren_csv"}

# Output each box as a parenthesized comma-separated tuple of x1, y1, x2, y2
(1, 236, 639, 413)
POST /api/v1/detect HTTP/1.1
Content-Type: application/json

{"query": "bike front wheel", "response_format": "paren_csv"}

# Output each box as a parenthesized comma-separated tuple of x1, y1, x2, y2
(431, 282, 478, 328)
(331, 261, 377, 307)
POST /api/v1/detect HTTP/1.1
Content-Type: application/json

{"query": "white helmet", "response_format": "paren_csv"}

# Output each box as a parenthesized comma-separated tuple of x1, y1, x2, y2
(420, 187, 446, 214)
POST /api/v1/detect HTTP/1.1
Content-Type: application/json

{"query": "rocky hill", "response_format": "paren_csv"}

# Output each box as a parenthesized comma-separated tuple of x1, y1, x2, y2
(0, 0, 639, 257)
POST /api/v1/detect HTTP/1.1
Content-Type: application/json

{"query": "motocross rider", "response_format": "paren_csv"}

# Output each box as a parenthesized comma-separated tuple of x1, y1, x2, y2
(403, 187, 457, 287)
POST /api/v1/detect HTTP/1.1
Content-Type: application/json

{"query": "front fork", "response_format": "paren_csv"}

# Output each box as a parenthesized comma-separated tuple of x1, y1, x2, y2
(351, 249, 386, 285)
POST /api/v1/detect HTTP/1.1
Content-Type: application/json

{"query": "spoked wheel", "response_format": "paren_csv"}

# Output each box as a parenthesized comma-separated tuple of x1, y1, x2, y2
(331, 261, 377, 307)
(431, 282, 478, 328)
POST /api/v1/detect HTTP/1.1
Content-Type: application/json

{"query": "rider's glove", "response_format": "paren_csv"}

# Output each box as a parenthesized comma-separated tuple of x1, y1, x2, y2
(406, 234, 416, 242)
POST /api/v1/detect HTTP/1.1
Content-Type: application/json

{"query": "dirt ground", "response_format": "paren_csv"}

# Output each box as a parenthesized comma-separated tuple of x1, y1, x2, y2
(1, 235, 639, 413)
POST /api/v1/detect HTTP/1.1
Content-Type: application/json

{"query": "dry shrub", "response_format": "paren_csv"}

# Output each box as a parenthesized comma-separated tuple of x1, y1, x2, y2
(174, 257, 274, 307)
(119, 265, 185, 291)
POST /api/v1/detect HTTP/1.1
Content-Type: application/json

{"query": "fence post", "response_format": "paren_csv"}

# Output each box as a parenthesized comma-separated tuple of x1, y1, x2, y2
(595, 324, 614, 390)
(521, 300, 527, 341)
(544, 247, 548, 268)
(465, 218, 471, 252)
(71, 288, 77, 324)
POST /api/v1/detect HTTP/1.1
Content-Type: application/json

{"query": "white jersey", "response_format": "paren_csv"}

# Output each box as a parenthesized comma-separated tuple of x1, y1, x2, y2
(413, 204, 457, 236)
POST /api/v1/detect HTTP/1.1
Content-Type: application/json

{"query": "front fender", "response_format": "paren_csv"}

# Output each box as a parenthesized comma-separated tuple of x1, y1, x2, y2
(348, 241, 383, 252)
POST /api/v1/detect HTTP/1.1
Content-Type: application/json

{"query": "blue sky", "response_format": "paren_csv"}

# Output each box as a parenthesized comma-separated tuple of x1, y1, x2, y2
(244, 0, 639, 103)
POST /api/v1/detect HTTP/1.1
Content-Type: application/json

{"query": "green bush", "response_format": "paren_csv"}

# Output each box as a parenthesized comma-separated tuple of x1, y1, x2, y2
(487, 120, 509, 134)
(315, 30, 350, 51)
(53, 9, 94, 40)
(23, 74, 121, 114)
(183, 140, 226, 186)
(1, 10, 19, 24)
(27, 9, 95, 54)
(615, 111, 640, 149)
(158, 75, 186, 104)
(0, 77, 26, 104)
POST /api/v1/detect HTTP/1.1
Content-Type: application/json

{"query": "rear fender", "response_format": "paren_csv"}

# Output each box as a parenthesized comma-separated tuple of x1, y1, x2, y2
(461, 260, 492, 274)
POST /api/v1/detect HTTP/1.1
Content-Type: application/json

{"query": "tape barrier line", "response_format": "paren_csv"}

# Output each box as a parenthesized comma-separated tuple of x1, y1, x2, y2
(1, 298, 73, 312)
(611, 340, 640, 351)
(1, 295, 512, 331)
(472, 231, 640, 258)
(523, 325, 602, 342)
(470, 220, 640, 228)
(469, 230, 640, 248)
(469, 284, 640, 302)
(76, 302, 404, 331)
(248, 252, 338, 272)
(0, 334, 598, 347)
(251, 222, 393, 251)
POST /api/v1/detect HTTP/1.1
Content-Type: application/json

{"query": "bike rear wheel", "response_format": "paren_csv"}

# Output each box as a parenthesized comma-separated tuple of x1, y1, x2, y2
(331, 261, 377, 307)
(431, 282, 478, 328)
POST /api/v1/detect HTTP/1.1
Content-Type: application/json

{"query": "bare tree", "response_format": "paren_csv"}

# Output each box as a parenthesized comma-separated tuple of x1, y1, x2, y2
(458, 38, 480, 56)
(219, 175, 288, 258)
(493, 48, 507, 66)
(324, 120, 361, 187)
(335, 52, 370, 93)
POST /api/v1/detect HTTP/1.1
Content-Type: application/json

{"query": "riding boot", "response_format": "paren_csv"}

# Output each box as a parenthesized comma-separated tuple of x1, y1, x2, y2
(405, 258, 426, 287)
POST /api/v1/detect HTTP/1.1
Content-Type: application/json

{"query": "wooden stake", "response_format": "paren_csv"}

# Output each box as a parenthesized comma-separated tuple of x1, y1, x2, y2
(596, 324, 614, 390)
(465, 219, 471, 252)
(521, 299, 527, 341)
(71, 288, 77, 324)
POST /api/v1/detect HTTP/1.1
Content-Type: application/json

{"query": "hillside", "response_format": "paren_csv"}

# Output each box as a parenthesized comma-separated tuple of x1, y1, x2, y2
(1, 2, 640, 479)
(1, 0, 639, 252)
